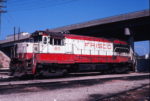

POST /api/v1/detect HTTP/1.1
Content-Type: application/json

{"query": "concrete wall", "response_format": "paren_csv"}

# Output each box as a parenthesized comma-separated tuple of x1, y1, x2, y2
(0, 51, 11, 68)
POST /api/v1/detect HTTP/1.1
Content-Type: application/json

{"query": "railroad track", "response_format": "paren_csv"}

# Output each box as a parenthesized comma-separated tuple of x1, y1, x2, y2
(0, 71, 102, 82)
(0, 68, 9, 74)
(0, 72, 149, 88)
(0, 72, 149, 101)
(0, 71, 147, 82)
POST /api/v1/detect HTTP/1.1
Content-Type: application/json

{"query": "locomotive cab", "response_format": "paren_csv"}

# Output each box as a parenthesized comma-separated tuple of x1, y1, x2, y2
(31, 31, 65, 54)
(31, 31, 65, 45)
(16, 31, 65, 55)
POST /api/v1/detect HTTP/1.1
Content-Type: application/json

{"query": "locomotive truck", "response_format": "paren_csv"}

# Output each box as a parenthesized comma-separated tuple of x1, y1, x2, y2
(10, 31, 135, 77)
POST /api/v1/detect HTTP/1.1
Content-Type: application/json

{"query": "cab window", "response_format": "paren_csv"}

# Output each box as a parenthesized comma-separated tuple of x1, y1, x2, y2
(54, 39, 61, 45)
(43, 37, 47, 44)
(33, 35, 42, 42)
(49, 37, 53, 44)
(49, 37, 64, 46)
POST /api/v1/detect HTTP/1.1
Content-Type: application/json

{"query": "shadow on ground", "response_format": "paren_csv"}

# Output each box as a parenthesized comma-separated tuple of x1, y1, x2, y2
(87, 84, 150, 101)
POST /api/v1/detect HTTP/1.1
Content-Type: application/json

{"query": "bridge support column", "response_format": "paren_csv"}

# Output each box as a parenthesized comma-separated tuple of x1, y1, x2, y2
(125, 27, 137, 72)
(125, 27, 134, 51)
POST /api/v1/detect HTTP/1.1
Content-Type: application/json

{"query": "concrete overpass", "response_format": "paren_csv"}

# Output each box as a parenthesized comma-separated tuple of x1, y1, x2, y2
(49, 9, 150, 41)
(0, 9, 150, 57)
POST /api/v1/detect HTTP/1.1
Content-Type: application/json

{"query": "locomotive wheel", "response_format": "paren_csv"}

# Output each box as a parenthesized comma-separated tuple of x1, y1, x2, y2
(100, 68, 115, 74)
(114, 66, 129, 74)
(15, 68, 25, 77)
(40, 69, 68, 77)
(10, 65, 27, 78)
(9, 66, 16, 76)
(35, 64, 68, 78)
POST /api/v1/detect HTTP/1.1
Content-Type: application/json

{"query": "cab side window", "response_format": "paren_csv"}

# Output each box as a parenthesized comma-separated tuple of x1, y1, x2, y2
(54, 39, 61, 45)
(49, 37, 53, 45)
(33, 36, 42, 42)
(49, 37, 64, 46)
(43, 37, 47, 44)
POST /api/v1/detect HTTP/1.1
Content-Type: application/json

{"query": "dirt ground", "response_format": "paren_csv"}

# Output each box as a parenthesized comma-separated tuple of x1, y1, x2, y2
(102, 85, 150, 101)
(0, 73, 149, 101)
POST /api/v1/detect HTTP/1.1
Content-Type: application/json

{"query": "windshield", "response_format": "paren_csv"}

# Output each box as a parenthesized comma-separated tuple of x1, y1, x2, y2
(33, 35, 42, 42)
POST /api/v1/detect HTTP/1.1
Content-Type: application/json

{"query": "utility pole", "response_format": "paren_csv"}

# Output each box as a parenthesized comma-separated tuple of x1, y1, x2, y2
(14, 26, 16, 41)
(18, 27, 20, 40)
(0, 0, 6, 36)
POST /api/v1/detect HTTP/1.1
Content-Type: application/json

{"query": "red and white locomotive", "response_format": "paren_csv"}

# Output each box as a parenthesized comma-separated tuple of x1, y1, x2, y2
(10, 31, 134, 76)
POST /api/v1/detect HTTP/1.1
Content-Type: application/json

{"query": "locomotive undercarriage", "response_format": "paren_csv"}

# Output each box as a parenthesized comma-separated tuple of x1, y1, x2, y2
(10, 57, 133, 78)
(35, 63, 68, 77)
(9, 58, 33, 77)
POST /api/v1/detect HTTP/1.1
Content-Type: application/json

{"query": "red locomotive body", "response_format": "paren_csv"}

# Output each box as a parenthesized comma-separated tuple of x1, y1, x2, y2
(10, 31, 134, 76)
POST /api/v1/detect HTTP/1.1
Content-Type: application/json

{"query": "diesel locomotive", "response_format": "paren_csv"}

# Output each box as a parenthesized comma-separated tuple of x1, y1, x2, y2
(10, 31, 135, 77)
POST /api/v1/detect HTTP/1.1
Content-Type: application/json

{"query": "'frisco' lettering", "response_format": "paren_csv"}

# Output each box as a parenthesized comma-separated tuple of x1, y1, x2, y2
(84, 42, 112, 50)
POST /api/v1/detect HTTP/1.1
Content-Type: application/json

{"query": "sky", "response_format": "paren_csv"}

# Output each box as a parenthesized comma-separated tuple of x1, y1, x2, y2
(0, 0, 150, 55)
